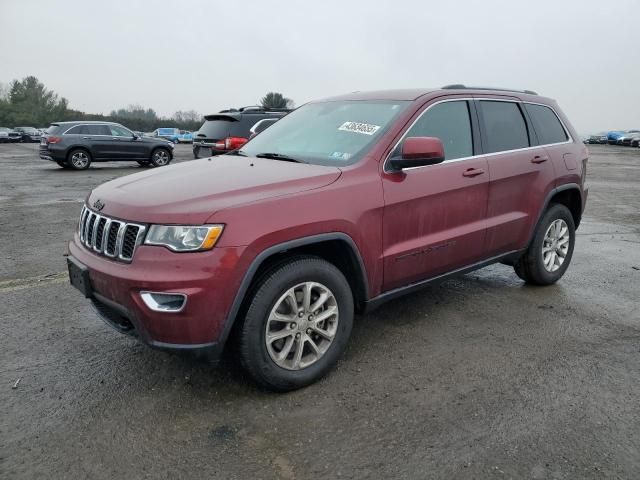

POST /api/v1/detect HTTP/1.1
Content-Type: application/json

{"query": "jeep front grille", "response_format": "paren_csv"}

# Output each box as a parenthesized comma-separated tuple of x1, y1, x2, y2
(78, 205, 146, 262)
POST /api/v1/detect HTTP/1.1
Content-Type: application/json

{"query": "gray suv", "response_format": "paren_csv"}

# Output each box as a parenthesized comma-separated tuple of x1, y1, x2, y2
(40, 121, 175, 170)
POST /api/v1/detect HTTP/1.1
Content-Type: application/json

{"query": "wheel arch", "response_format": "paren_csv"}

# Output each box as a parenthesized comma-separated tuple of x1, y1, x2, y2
(528, 183, 583, 247)
(219, 233, 369, 350)
(66, 145, 93, 160)
(150, 145, 173, 160)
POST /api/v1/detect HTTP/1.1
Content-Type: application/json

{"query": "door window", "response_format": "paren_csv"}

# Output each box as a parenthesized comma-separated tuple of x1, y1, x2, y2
(86, 125, 111, 135)
(109, 125, 133, 137)
(401, 101, 473, 160)
(479, 101, 530, 153)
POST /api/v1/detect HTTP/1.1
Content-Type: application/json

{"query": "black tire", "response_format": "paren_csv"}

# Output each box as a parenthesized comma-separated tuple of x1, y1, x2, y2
(238, 256, 354, 391)
(150, 148, 171, 167)
(56, 160, 69, 169)
(136, 159, 151, 167)
(514, 203, 575, 285)
(66, 148, 91, 170)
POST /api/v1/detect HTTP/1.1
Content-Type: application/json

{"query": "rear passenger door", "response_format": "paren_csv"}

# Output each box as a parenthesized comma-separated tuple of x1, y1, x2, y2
(476, 98, 556, 256)
(86, 124, 114, 159)
(524, 103, 573, 184)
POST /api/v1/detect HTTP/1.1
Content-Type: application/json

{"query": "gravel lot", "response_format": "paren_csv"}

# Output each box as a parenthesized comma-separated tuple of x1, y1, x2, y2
(1, 143, 639, 479)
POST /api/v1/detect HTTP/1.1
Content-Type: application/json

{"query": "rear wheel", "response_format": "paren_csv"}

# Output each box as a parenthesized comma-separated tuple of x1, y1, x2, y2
(238, 257, 354, 391)
(514, 203, 575, 285)
(67, 149, 91, 170)
(150, 148, 171, 167)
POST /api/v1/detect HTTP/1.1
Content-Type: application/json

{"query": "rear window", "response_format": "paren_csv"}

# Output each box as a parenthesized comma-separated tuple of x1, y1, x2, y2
(48, 124, 67, 135)
(525, 104, 568, 145)
(197, 115, 284, 140)
(196, 118, 234, 139)
(479, 101, 530, 153)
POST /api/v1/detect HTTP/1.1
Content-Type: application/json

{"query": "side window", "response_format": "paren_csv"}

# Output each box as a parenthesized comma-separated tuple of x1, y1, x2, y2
(402, 101, 473, 160)
(479, 101, 529, 153)
(86, 125, 111, 135)
(65, 125, 86, 135)
(524, 104, 568, 145)
(109, 125, 132, 137)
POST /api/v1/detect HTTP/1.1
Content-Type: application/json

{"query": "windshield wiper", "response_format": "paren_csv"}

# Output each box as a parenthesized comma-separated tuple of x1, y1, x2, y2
(255, 152, 306, 163)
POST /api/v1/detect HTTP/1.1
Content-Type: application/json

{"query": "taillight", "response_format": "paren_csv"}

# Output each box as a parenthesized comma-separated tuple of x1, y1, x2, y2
(213, 136, 248, 151)
(47, 136, 62, 144)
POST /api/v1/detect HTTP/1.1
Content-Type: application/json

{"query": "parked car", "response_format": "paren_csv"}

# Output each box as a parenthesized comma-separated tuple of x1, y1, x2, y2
(13, 126, 42, 143)
(153, 128, 181, 143)
(607, 131, 626, 144)
(40, 121, 174, 170)
(67, 86, 587, 390)
(587, 134, 607, 144)
(617, 131, 640, 146)
(177, 130, 193, 143)
(0, 127, 11, 143)
(249, 118, 279, 139)
(192, 106, 290, 158)
(0, 128, 22, 142)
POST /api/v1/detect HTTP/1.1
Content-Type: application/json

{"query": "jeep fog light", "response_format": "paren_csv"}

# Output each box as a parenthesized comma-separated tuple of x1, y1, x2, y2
(140, 292, 187, 312)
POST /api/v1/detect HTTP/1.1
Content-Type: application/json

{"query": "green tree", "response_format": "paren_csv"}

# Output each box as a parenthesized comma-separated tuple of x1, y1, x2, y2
(2, 76, 69, 126)
(260, 92, 293, 109)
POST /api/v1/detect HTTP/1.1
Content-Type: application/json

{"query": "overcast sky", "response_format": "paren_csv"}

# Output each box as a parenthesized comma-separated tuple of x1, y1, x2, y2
(1, 0, 638, 133)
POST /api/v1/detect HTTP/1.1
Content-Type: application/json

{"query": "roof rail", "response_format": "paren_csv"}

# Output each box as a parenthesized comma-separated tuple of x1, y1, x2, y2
(441, 84, 538, 95)
(218, 106, 292, 114)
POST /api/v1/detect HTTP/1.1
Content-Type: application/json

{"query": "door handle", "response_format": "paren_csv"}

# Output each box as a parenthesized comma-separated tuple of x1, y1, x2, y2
(531, 155, 549, 164)
(82, 136, 91, 139)
(112, 137, 121, 141)
(462, 168, 485, 177)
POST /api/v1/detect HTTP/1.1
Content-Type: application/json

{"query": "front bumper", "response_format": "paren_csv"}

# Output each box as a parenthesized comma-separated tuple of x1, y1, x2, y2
(68, 235, 247, 358)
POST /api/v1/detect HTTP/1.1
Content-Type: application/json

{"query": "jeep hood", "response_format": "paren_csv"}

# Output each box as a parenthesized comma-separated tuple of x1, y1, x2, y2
(88, 156, 342, 225)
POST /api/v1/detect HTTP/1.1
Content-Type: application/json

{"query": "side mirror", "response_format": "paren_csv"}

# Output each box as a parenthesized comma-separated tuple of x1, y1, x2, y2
(389, 137, 445, 171)
(132, 134, 140, 140)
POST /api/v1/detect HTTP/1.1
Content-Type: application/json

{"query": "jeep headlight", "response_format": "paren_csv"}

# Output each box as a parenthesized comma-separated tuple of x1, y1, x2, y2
(145, 225, 224, 252)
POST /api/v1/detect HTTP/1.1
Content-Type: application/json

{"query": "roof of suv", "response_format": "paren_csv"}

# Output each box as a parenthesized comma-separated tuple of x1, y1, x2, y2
(318, 85, 545, 102)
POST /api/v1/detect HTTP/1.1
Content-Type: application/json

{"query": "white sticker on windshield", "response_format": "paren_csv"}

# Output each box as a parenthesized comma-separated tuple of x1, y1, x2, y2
(338, 121, 381, 136)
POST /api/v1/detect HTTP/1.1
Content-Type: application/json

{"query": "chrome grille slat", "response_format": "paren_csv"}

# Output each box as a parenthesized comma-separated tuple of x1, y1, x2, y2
(77, 206, 146, 263)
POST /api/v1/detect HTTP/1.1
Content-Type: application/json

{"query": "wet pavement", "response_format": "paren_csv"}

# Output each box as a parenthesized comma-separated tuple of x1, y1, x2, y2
(1, 143, 639, 479)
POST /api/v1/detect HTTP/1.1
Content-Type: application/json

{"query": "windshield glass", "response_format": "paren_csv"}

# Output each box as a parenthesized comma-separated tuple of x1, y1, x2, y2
(239, 100, 409, 166)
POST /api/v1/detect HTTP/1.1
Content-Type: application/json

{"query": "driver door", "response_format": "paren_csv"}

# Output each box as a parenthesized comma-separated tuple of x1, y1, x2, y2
(381, 99, 490, 291)
(106, 124, 146, 159)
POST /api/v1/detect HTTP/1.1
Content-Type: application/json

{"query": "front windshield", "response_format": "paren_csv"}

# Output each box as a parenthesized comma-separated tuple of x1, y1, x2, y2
(239, 100, 409, 166)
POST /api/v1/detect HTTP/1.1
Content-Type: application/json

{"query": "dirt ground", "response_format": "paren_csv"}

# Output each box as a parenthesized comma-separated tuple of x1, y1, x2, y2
(1, 143, 639, 479)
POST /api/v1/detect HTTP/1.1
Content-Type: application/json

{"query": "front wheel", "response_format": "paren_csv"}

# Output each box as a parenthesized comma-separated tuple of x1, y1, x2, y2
(514, 203, 575, 285)
(150, 148, 171, 167)
(238, 257, 354, 391)
(67, 149, 91, 170)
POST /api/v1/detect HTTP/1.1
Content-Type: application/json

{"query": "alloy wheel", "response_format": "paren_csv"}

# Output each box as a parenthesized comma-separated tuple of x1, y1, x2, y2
(153, 150, 169, 166)
(542, 219, 570, 272)
(71, 151, 89, 169)
(265, 282, 339, 371)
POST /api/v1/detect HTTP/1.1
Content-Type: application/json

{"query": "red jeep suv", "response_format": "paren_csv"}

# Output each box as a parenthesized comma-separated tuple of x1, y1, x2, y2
(67, 86, 588, 390)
